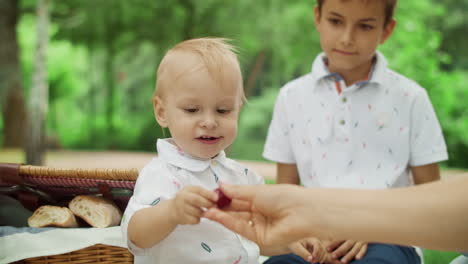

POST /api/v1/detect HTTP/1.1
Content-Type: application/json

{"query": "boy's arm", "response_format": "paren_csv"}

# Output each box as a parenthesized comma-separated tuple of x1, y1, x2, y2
(411, 163, 440, 185)
(276, 163, 300, 184)
(128, 199, 178, 249)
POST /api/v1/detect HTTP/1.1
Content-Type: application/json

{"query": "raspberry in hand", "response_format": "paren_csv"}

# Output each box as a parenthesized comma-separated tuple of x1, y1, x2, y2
(214, 188, 232, 209)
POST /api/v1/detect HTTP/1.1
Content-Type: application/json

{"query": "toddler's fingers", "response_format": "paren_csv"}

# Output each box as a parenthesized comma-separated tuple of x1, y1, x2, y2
(198, 186, 219, 202)
(192, 194, 218, 209)
(184, 214, 202, 225)
(182, 204, 204, 218)
(183, 185, 218, 202)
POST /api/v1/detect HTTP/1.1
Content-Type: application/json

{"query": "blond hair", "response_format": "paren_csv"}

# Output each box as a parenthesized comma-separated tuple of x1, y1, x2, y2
(155, 38, 245, 103)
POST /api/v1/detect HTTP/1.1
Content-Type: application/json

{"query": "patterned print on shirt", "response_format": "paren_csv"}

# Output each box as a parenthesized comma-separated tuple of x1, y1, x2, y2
(151, 197, 161, 206)
(176, 146, 184, 156)
(233, 256, 242, 264)
(201, 242, 212, 253)
(214, 172, 219, 183)
(172, 179, 181, 189)
(244, 168, 249, 175)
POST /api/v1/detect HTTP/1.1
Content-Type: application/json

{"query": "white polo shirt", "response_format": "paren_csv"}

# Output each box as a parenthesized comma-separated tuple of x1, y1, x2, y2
(263, 52, 448, 189)
(122, 138, 263, 264)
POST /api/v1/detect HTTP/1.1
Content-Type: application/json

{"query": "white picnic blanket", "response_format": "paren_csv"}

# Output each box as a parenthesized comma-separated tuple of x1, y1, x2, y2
(0, 226, 126, 264)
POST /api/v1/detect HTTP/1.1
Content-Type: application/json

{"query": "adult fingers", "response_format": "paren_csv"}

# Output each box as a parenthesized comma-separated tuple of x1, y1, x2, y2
(326, 240, 345, 252)
(223, 199, 252, 212)
(289, 243, 313, 263)
(219, 184, 258, 201)
(355, 243, 368, 260)
(331, 240, 354, 259)
(203, 207, 257, 242)
(339, 242, 362, 263)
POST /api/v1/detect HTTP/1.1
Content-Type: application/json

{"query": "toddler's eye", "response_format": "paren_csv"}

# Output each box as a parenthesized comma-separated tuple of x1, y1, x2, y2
(184, 108, 198, 113)
(217, 109, 231, 114)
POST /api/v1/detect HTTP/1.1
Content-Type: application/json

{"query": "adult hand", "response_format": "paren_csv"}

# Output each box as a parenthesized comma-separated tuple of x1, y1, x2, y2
(289, 237, 339, 264)
(326, 239, 368, 263)
(203, 183, 325, 252)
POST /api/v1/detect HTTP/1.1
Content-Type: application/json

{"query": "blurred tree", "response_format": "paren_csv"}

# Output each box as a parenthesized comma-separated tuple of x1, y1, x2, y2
(0, 0, 27, 148)
(437, 0, 468, 70)
(26, 0, 49, 165)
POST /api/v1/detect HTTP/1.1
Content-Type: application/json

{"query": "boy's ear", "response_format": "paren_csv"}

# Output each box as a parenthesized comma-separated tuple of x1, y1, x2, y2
(380, 19, 397, 44)
(314, 6, 321, 28)
(153, 96, 168, 128)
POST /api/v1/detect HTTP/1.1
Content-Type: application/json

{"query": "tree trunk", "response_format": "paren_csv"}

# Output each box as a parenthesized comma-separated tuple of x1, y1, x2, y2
(104, 38, 116, 147)
(0, 0, 27, 148)
(26, 0, 49, 165)
(245, 51, 266, 97)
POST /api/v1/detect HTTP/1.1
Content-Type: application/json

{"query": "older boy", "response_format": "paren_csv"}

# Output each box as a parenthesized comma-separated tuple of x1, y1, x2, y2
(263, 0, 448, 264)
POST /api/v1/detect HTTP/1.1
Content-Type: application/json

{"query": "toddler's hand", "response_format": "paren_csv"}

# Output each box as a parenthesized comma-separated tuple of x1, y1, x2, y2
(289, 237, 337, 263)
(171, 186, 218, 225)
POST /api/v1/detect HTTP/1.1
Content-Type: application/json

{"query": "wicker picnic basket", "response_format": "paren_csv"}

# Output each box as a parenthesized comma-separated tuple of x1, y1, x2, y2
(0, 163, 138, 264)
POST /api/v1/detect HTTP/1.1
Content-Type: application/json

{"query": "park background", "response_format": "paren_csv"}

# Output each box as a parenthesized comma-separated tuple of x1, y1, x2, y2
(0, 1, 467, 263)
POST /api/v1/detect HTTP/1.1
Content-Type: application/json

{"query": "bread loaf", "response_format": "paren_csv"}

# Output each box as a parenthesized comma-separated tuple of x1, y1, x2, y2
(69, 195, 122, 228)
(28, 205, 78, 228)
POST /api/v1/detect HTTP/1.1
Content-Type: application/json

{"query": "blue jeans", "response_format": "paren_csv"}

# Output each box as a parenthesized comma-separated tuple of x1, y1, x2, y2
(263, 243, 420, 264)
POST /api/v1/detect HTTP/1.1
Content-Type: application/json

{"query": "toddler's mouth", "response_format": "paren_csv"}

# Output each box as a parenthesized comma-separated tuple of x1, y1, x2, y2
(196, 136, 221, 144)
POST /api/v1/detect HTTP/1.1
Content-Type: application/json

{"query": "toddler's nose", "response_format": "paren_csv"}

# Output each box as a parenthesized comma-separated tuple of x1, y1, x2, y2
(200, 114, 217, 129)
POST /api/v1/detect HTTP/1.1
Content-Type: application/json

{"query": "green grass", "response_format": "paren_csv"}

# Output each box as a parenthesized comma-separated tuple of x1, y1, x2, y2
(424, 249, 461, 264)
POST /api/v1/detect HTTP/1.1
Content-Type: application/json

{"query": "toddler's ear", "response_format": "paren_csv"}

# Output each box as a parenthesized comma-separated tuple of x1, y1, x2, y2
(153, 96, 168, 127)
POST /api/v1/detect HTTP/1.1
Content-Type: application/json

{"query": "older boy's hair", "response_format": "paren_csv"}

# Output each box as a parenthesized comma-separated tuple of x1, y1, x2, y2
(155, 37, 245, 102)
(317, 0, 397, 27)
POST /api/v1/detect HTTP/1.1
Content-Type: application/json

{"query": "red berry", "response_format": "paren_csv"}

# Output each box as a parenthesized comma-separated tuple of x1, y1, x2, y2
(214, 188, 231, 209)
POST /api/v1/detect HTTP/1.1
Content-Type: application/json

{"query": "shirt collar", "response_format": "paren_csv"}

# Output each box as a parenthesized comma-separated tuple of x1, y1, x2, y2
(156, 138, 228, 172)
(310, 51, 388, 90)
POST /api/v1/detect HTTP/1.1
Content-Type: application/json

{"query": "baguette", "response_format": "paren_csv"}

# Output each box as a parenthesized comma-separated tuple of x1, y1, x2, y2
(69, 195, 122, 228)
(28, 205, 78, 228)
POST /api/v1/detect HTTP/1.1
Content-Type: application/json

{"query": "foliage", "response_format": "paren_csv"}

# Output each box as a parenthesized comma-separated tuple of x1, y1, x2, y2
(3, 0, 467, 168)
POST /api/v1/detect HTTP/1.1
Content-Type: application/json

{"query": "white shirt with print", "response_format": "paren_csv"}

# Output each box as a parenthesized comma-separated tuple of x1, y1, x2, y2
(263, 51, 448, 189)
(122, 138, 263, 264)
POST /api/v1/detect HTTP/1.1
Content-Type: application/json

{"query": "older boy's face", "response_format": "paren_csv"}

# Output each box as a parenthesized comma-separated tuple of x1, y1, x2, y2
(315, 0, 395, 75)
(156, 66, 242, 159)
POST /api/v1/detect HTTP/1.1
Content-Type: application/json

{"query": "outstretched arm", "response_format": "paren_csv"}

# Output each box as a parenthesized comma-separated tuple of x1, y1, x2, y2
(204, 174, 468, 252)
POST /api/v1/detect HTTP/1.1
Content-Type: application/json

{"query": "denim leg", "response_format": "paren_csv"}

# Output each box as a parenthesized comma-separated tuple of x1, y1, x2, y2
(263, 244, 420, 264)
(263, 253, 310, 264)
(350, 243, 420, 264)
